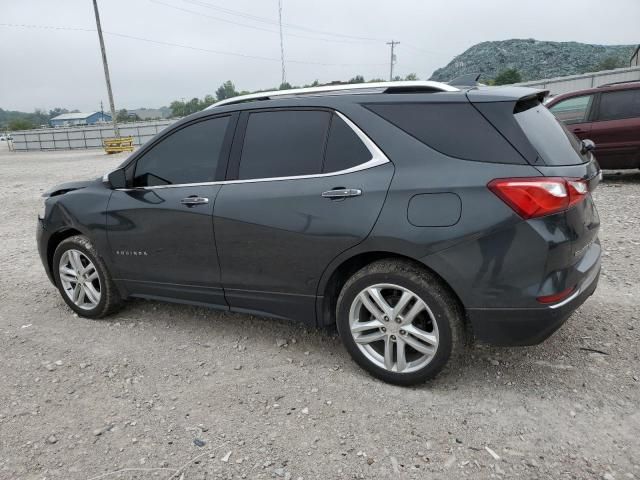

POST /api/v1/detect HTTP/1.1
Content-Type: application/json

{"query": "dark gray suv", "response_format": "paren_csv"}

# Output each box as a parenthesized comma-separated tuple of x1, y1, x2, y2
(37, 81, 601, 385)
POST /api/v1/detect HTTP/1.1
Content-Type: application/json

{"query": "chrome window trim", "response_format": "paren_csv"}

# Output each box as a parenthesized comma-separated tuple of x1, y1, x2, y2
(113, 111, 390, 192)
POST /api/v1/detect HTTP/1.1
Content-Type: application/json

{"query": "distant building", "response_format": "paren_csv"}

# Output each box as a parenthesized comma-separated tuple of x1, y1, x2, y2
(128, 108, 170, 120)
(632, 45, 640, 67)
(50, 112, 112, 127)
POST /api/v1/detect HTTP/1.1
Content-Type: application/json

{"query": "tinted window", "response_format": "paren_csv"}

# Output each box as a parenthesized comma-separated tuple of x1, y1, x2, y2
(549, 95, 593, 124)
(365, 102, 520, 163)
(134, 116, 230, 187)
(238, 110, 330, 180)
(515, 105, 586, 165)
(597, 89, 640, 121)
(323, 115, 371, 173)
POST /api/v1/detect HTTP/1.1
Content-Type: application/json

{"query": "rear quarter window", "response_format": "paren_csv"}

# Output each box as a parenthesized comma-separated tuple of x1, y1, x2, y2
(364, 102, 522, 164)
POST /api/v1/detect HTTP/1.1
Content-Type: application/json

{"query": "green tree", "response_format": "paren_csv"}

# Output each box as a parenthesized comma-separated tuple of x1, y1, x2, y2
(405, 73, 419, 81)
(201, 94, 216, 108)
(348, 75, 365, 84)
(32, 109, 50, 126)
(185, 97, 201, 115)
(595, 56, 624, 71)
(8, 118, 34, 130)
(116, 109, 130, 122)
(279, 82, 292, 90)
(216, 81, 239, 101)
(493, 68, 522, 85)
(49, 107, 69, 118)
(170, 100, 186, 117)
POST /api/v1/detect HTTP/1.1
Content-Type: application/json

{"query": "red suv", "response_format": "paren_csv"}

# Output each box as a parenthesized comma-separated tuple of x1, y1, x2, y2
(546, 81, 640, 169)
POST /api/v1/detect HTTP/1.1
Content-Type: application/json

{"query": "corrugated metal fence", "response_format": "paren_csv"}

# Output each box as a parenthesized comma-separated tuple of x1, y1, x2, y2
(11, 119, 175, 152)
(515, 66, 640, 96)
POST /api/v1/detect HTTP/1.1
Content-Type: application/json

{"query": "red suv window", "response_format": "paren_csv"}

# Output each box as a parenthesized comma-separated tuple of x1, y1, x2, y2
(548, 95, 593, 124)
(596, 89, 640, 121)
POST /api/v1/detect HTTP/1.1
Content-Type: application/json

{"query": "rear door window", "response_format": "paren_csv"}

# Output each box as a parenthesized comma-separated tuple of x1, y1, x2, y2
(322, 115, 371, 173)
(238, 110, 330, 180)
(548, 95, 593, 124)
(596, 89, 640, 121)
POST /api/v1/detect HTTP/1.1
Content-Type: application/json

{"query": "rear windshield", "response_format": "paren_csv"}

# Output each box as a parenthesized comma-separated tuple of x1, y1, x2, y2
(514, 104, 587, 165)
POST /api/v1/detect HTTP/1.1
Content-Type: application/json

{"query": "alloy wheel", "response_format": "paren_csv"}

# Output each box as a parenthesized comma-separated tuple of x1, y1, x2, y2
(58, 249, 101, 310)
(348, 283, 439, 373)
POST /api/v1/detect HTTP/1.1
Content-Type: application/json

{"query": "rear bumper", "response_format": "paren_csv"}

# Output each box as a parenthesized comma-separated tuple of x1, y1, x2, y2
(467, 259, 600, 346)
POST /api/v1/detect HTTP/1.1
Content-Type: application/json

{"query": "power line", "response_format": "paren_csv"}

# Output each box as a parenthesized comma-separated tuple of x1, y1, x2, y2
(149, 0, 372, 45)
(0, 23, 387, 67)
(178, 0, 387, 43)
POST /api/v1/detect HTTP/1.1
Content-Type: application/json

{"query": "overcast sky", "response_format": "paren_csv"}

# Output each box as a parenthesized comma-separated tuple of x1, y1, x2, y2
(1, 0, 638, 112)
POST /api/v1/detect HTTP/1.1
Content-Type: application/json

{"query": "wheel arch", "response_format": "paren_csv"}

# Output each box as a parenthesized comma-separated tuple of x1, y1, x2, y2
(47, 227, 84, 280)
(316, 250, 467, 328)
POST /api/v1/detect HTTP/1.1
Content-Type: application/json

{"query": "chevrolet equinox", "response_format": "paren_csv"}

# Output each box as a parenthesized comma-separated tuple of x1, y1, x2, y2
(37, 81, 601, 385)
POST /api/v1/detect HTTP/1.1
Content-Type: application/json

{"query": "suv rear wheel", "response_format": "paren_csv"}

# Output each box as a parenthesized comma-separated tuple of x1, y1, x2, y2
(336, 259, 464, 385)
(52, 235, 121, 318)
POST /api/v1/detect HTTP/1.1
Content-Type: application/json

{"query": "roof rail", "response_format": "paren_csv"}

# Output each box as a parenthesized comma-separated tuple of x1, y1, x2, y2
(207, 81, 459, 109)
(597, 80, 640, 88)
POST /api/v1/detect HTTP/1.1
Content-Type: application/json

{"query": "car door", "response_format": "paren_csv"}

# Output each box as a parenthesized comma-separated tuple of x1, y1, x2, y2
(106, 114, 236, 305)
(547, 93, 594, 139)
(588, 88, 640, 169)
(214, 108, 394, 323)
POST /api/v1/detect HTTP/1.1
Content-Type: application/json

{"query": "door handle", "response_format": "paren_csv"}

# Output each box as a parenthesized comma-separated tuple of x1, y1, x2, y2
(321, 188, 362, 199)
(180, 196, 209, 207)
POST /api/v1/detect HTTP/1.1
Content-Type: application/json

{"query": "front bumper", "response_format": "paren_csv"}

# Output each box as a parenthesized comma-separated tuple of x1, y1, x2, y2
(467, 260, 600, 346)
(37, 217, 56, 285)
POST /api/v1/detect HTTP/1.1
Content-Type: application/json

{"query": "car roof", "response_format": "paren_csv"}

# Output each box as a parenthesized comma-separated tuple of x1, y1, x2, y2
(170, 82, 547, 127)
(547, 80, 640, 104)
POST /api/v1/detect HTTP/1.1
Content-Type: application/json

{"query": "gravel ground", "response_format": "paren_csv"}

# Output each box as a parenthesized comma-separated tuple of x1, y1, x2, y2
(0, 143, 638, 480)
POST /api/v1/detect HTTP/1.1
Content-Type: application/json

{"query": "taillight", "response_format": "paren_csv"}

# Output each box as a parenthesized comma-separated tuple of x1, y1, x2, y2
(488, 177, 588, 219)
(537, 286, 576, 304)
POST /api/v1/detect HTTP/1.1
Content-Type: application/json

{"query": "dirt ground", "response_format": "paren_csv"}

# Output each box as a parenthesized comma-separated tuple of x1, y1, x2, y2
(0, 142, 638, 480)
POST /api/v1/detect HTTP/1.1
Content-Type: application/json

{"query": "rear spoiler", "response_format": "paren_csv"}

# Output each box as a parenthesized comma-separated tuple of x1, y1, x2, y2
(448, 73, 482, 87)
(466, 86, 550, 103)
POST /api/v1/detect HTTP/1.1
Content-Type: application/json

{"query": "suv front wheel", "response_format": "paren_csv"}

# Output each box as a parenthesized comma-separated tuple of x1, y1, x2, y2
(52, 235, 121, 318)
(336, 259, 464, 385)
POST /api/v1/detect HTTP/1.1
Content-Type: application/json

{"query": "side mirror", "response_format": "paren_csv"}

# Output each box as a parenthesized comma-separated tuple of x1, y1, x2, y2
(581, 139, 596, 154)
(103, 168, 127, 189)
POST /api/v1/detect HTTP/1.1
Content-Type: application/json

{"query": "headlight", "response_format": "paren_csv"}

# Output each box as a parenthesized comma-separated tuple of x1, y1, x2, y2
(38, 198, 48, 219)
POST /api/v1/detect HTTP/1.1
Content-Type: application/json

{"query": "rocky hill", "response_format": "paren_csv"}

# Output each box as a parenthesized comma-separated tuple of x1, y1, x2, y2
(429, 39, 636, 82)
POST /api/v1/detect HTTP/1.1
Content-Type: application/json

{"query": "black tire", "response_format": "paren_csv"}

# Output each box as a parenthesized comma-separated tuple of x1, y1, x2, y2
(336, 259, 465, 386)
(52, 235, 122, 318)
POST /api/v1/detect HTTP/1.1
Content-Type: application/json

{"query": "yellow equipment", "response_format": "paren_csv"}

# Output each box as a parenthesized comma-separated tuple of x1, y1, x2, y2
(103, 136, 134, 154)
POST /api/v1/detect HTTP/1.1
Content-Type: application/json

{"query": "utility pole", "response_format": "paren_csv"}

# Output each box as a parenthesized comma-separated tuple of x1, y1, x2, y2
(278, 0, 286, 87)
(387, 40, 400, 81)
(92, 0, 119, 137)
